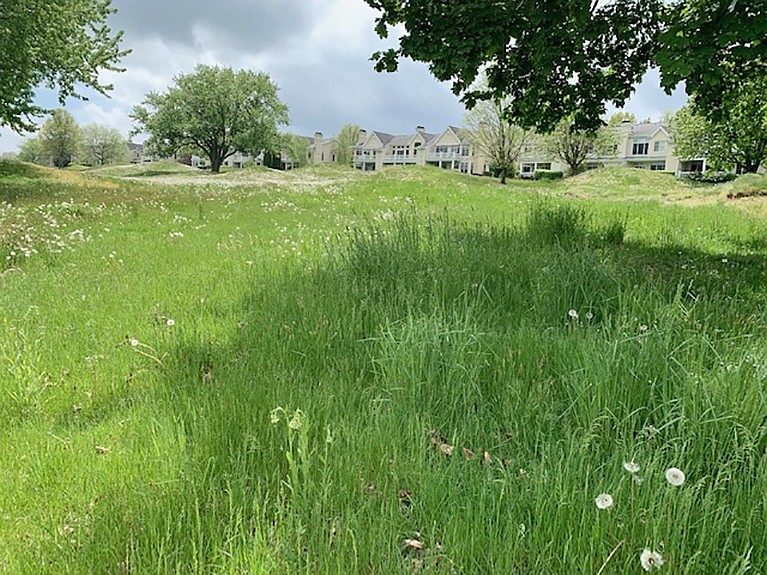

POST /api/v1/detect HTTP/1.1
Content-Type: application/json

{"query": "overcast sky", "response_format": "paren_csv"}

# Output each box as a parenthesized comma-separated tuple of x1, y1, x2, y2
(0, 0, 688, 153)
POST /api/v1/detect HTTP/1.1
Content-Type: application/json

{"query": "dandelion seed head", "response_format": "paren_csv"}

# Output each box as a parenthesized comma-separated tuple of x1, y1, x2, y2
(595, 493, 614, 510)
(568, 309, 579, 319)
(166, 318, 175, 327)
(665, 467, 685, 486)
(585, 311, 594, 320)
(129, 338, 139, 347)
(623, 461, 640, 474)
(640, 548, 664, 571)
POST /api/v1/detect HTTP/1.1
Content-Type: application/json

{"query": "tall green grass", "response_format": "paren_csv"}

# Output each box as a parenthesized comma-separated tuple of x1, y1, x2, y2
(1, 165, 766, 573)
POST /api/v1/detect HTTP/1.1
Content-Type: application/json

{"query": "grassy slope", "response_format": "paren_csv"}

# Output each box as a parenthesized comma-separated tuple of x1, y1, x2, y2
(1, 163, 766, 573)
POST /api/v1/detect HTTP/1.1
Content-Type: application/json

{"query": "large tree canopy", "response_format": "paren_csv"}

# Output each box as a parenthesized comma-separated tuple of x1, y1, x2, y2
(655, 0, 767, 121)
(366, 0, 767, 131)
(0, 0, 127, 132)
(670, 78, 767, 174)
(132, 65, 289, 173)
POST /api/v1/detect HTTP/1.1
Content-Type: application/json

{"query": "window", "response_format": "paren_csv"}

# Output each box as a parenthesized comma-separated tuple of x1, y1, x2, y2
(653, 141, 666, 153)
(650, 163, 666, 171)
(536, 162, 552, 170)
(521, 163, 534, 173)
(632, 142, 649, 155)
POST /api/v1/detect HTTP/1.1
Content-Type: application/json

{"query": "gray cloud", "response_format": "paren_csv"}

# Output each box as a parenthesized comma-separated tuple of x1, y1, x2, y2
(109, 0, 314, 54)
(0, 1, 687, 153)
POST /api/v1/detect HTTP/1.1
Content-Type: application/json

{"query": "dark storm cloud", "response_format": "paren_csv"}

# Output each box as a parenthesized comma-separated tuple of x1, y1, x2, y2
(274, 50, 465, 139)
(109, 0, 314, 53)
(0, 1, 686, 153)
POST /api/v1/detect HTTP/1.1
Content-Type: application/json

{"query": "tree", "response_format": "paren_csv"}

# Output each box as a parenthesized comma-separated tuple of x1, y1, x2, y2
(607, 112, 637, 127)
(365, 0, 766, 131)
(463, 99, 527, 184)
(131, 65, 289, 173)
(333, 124, 361, 166)
(39, 109, 80, 168)
(655, 0, 767, 122)
(0, 0, 128, 132)
(281, 133, 310, 169)
(671, 79, 767, 174)
(79, 123, 127, 165)
(17, 136, 46, 165)
(538, 119, 616, 175)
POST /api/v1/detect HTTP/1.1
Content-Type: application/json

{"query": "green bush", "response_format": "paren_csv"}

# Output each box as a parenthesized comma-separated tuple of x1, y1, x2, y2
(534, 169, 564, 181)
(687, 170, 737, 183)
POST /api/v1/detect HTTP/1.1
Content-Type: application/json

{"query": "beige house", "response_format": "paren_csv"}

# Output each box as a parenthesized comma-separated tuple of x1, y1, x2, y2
(308, 132, 338, 165)
(353, 126, 489, 175)
(519, 121, 706, 178)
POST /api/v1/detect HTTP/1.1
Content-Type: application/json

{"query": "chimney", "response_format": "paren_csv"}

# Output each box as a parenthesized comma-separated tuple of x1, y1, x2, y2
(415, 125, 425, 133)
(313, 132, 323, 164)
(357, 128, 367, 145)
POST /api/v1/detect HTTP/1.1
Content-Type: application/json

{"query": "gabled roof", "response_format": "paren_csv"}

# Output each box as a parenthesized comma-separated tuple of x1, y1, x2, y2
(388, 134, 412, 146)
(372, 131, 395, 146)
(629, 122, 669, 138)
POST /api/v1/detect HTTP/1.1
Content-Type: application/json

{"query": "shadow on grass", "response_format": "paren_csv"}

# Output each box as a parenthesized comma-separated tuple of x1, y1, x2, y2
(77, 209, 767, 572)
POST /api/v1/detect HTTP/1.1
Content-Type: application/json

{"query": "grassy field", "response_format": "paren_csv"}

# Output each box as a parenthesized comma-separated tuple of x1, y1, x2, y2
(1, 160, 767, 574)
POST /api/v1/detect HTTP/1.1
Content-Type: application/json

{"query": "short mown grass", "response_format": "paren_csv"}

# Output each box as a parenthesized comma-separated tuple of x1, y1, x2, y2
(1, 163, 766, 573)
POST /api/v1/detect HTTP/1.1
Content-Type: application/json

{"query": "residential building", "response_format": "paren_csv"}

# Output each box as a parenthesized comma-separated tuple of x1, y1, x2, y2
(308, 132, 337, 165)
(519, 121, 706, 178)
(353, 126, 490, 174)
(127, 142, 149, 163)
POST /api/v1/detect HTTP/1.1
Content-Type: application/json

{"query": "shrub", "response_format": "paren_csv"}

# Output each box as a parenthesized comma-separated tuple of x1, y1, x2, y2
(534, 169, 564, 181)
(687, 170, 736, 183)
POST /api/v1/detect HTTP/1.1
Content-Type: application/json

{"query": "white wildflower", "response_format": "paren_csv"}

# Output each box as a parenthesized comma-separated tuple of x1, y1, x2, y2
(665, 467, 685, 486)
(623, 461, 640, 474)
(166, 318, 175, 327)
(288, 411, 304, 431)
(640, 548, 664, 571)
(595, 493, 614, 510)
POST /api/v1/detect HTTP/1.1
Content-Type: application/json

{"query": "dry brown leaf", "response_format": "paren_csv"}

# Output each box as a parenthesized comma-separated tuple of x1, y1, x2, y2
(403, 538, 424, 551)
(428, 429, 448, 446)
(95, 446, 110, 455)
(462, 447, 474, 460)
(483, 451, 492, 465)
(438, 443, 454, 456)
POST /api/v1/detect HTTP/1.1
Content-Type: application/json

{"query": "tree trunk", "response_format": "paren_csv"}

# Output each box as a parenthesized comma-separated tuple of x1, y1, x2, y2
(500, 166, 507, 185)
(210, 156, 222, 173)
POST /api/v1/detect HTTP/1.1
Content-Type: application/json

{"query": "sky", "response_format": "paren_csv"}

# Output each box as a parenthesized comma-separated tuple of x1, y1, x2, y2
(0, 0, 689, 154)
